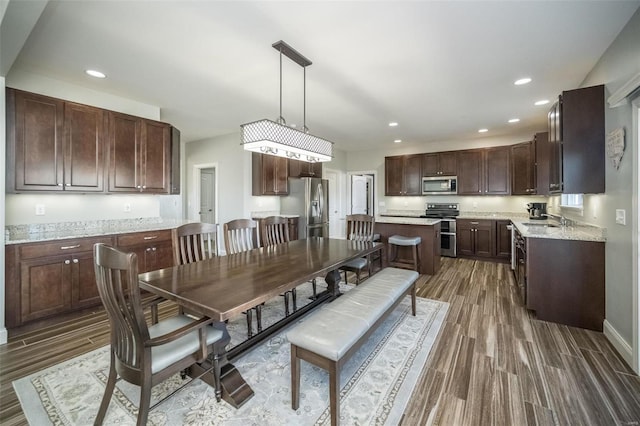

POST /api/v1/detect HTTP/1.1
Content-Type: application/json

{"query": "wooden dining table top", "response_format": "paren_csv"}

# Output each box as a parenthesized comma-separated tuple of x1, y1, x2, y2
(138, 237, 381, 322)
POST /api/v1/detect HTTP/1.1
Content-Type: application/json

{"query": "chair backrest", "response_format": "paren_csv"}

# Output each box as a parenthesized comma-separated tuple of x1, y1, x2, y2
(346, 214, 375, 242)
(94, 243, 149, 374)
(223, 219, 258, 254)
(172, 222, 218, 265)
(260, 216, 290, 247)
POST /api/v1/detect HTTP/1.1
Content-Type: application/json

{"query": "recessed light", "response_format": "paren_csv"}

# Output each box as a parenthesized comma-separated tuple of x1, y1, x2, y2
(534, 99, 549, 106)
(388, 122, 398, 127)
(85, 69, 106, 79)
(508, 118, 520, 123)
(514, 77, 531, 86)
(478, 128, 488, 133)
(394, 139, 402, 143)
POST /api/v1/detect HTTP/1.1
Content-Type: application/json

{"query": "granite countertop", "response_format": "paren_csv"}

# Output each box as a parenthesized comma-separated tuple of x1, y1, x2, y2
(375, 216, 441, 226)
(511, 219, 606, 242)
(378, 209, 606, 242)
(5, 218, 196, 245)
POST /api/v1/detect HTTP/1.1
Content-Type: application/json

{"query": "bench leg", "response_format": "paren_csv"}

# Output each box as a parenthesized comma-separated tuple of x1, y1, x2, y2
(329, 361, 339, 426)
(291, 344, 300, 410)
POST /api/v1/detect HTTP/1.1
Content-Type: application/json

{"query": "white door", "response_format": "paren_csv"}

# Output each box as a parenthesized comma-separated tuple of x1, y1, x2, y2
(200, 168, 215, 224)
(351, 175, 368, 214)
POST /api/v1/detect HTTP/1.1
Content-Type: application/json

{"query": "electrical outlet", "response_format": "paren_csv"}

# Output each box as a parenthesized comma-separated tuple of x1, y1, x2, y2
(616, 209, 626, 225)
(124, 203, 132, 212)
(35, 204, 45, 216)
(472, 201, 478, 209)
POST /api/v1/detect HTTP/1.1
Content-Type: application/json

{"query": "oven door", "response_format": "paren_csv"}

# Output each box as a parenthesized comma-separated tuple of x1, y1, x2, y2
(440, 219, 456, 257)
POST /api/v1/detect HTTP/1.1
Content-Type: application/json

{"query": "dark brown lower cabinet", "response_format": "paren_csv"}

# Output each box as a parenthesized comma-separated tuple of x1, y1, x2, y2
(116, 230, 174, 273)
(456, 219, 495, 258)
(495, 220, 511, 259)
(5, 236, 113, 328)
(526, 238, 604, 331)
(375, 222, 441, 275)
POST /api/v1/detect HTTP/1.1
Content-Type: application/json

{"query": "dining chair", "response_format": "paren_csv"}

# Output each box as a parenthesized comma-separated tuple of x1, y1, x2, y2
(339, 214, 376, 284)
(93, 243, 230, 426)
(223, 219, 262, 338)
(172, 222, 218, 265)
(260, 216, 297, 316)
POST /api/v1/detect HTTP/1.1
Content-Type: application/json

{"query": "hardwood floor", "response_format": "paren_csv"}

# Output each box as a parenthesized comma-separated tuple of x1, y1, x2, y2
(1, 258, 639, 425)
(403, 257, 640, 426)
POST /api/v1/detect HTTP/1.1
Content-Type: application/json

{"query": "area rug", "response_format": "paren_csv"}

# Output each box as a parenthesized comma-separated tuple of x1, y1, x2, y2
(14, 284, 448, 426)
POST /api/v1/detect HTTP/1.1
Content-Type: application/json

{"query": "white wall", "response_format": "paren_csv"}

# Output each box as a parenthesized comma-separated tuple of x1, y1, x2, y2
(567, 8, 640, 360)
(1, 76, 7, 344)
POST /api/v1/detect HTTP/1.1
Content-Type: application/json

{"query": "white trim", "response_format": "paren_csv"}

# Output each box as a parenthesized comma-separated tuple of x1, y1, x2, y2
(191, 163, 221, 252)
(633, 98, 640, 374)
(608, 71, 640, 108)
(604, 320, 634, 368)
(346, 170, 378, 217)
(0, 328, 7, 345)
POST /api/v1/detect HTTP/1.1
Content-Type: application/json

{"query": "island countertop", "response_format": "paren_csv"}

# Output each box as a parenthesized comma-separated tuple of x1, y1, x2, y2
(376, 216, 441, 226)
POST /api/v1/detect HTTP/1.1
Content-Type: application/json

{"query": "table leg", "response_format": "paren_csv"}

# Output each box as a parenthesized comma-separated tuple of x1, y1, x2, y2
(325, 269, 342, 298)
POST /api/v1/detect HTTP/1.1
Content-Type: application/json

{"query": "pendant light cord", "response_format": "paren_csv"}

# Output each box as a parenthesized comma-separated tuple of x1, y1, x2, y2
(278, 48, 285, 125)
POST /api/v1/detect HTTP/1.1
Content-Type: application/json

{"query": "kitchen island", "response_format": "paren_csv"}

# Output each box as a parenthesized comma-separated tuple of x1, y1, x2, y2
(375, 216, 441, 275)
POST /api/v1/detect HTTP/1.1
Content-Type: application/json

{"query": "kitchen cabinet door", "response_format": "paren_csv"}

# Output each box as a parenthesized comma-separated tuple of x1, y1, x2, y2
(384, 155, 422, 195)
(485, 146, 510, 195)
(141, 120, 171, 193)
(495, 220, 511, 259)
(385, 156, 405, 195)
(534, 132, 549, 196)
(9, 89, 65, 191)
(143, 240, 174, 272)
(289, 159, 323, 178)
(404, 155, 422, 195)
(64, 102, 106, 192)
(252, 153, 289, 195)
(116, 230, 174, 273)
(456, 221, 475, 257)
(71, 251, 102, 308)
(511, 141, 535, 195)
(473, 221, 495, 257)
(439, 152, 457, 176)
(456, 150, 483, 195)
(20, 255, 73, 323)
(548, 99, 563, 193)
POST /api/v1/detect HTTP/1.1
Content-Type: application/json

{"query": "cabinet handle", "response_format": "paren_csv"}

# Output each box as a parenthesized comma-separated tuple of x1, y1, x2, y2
(57, 183, 63, 187)
(137, 185, 142, 189)
(72, 258, 79, 264)
(143, 236, 158, 240)
(65, 183, 71, 187)
(152, 247, 156, 251)
(64, 259, 71, 265)
(146, 247, 152, 252)
(470, 222, 479, 225)
(60, 244, 81, 250)
(142, 185, 147, 189)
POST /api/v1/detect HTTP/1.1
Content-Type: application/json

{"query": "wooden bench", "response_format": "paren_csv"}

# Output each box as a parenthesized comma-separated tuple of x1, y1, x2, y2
(287, 267, 419, 425)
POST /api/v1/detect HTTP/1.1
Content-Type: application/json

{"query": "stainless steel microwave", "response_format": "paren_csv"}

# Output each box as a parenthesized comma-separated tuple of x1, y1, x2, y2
(422, 176, 457, 195)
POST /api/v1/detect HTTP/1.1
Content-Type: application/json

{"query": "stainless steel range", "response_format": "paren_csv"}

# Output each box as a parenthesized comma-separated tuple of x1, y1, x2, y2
(422, 203, 459, 257)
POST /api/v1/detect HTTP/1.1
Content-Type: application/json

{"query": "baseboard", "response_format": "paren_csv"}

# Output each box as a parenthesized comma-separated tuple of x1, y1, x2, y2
(603, 319, 634, 368)
(0, 327, 7, 345)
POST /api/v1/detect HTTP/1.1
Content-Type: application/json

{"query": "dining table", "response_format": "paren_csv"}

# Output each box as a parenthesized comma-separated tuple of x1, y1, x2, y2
(138, 237, 383, 408)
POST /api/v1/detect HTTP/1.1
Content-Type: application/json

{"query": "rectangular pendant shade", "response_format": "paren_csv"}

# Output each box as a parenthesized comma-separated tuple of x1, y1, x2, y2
(241, 119, 333, 162)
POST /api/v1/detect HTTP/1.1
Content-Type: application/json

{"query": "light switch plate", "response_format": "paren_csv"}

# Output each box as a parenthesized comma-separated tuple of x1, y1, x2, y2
(35, 204, 45, 216)
(615, 209, 626, 225)
(123, 203, 132, 212)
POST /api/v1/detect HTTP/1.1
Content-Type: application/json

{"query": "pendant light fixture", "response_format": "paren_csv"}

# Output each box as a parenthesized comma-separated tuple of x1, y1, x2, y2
(241, 40, 333, 163)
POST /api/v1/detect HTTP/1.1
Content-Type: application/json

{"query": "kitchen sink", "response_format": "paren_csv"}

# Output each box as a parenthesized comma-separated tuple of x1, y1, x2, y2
(523, 222, 559, 228)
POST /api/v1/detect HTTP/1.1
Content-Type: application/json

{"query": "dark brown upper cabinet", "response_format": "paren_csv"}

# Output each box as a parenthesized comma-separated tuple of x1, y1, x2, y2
(534, 132, 549, 196)
(288, 158, 323, 178)
(252, 153, 289, 195)
(548, 85, 605, 194)
(421, 152, 457, 176)
(511, 141, 536, 195)
(385, 154, 422, 196)
(107, 112, 171, 193)
(6, 89, 105, 192)
(457, 146, 510, 195)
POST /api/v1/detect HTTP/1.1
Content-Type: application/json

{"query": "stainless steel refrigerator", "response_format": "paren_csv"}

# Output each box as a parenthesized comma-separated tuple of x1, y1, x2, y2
(281, 177, 329, 238)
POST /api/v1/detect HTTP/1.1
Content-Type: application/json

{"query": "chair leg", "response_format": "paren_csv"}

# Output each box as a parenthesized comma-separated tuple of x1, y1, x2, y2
(255, 304, 263, 333)
(311, 278, 317, 299)
(284, 292, 291, 316)
(343, 270, 348, 284)
(291, 288, 297, 312)
(94, 351, 117, 425)
(246, 309, 253, 339)
(212, 352, 223, 402)
(355, 270, 360, 285)
(137, 375, 152, 426)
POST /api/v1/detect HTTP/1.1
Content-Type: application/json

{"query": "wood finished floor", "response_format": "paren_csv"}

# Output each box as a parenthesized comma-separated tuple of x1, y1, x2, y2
(1, 258, 639, 425)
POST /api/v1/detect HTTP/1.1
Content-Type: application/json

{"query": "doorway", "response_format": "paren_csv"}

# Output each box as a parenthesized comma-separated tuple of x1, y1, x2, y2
(200, 168, 216, 223)
(349, 173, 375, 215)
(324, 168, 346, 238)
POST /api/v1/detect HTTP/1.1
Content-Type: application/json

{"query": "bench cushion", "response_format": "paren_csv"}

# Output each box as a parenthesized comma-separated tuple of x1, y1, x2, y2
(287, 267, 418, 361)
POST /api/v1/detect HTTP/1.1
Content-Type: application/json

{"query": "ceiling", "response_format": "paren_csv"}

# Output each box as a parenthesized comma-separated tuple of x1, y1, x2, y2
(4, 1, 640, 152)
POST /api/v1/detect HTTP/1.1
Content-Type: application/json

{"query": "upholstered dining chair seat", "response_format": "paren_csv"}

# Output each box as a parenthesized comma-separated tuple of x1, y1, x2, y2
(340, 257, 368, 271)
(148, 316, 225, 373)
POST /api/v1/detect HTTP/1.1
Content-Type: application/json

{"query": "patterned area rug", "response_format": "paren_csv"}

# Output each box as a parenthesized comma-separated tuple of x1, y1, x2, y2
(13, 281, 448, 426)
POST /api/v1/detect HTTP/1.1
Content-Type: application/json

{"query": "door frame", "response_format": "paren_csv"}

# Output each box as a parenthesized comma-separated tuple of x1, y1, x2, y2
(324, 167, 347, 239)
(633, 97, 640, 374)
(191, 163, 219, 225)
(347, 170, 378, 217)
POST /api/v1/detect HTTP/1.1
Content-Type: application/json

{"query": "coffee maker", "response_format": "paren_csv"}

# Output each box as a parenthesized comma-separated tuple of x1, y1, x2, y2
(527, 202, 547, 220)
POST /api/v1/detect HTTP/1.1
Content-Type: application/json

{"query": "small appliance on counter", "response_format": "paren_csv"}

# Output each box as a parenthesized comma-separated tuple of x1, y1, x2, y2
(526, 202, 547, 220)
